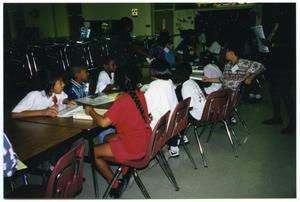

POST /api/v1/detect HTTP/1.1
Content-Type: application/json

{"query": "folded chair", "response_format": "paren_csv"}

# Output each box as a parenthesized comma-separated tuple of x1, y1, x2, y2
(6, 143, 85, 198)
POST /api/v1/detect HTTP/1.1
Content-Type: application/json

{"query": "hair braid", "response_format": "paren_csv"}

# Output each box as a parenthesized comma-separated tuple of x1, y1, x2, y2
(128, 90, 147, 123)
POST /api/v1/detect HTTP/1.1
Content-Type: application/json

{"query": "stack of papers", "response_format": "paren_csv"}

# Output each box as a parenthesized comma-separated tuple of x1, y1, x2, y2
(73, 109, 108, 120)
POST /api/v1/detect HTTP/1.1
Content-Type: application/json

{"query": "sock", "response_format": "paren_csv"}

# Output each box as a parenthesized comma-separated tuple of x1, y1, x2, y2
(113, 180, 119, 188)
(121, 166, 129, 175)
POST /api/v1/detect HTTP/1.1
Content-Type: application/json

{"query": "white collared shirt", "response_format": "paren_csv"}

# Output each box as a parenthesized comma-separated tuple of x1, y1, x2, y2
(182, 79, 206, 120)
(145, 79, 178, 129)
(203, 63, 223, 95)
(95, 71, 114, 94)
(12, 90, 68, 113)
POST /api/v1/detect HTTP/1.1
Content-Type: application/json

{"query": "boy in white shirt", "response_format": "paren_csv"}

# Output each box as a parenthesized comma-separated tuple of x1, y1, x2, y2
(95, 56, 117, 94)
(145, 59, 179, 157)
(11, 70, 76, 119)
(176, 63, 207, 121)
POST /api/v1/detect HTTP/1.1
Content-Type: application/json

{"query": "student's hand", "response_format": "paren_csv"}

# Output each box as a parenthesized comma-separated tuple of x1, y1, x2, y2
(44, 107, 58, 117)
(67, 100, 77, 106)
(84, 106, 94, 115)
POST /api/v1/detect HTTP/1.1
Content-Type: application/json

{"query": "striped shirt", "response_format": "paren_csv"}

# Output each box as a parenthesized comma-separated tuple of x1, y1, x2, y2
(221, 59, 265, 91)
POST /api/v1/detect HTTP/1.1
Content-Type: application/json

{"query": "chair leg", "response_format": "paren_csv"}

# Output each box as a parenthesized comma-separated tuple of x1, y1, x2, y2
(133, 169, 151, 198)
(179, 127, 198, 170)
(88, 135, 99, 198)
(103, 166, 122, 199)
(223, 120, 238, 158)
(194, 126, 208, 167)
(234, 108, 250, 134)
(155, 155, 175, 188)
(228, 123, 241, 146)
(158, 151, 180, 191)
(206, 122, 217, 143)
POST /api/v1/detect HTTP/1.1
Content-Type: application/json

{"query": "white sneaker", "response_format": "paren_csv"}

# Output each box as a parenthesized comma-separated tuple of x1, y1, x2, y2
(249, 93, 255, 99)
(177, 135, 189, 145)
(50, 164, 55, 171)
(169, 146, 179, 158)
(230, 117, 237, 124)
(255, 94, 262, 99)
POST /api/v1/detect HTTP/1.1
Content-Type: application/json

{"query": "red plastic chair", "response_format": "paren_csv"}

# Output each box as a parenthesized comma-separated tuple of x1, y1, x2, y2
(228, 86, 250, 134)
(150, 98, 197, 192)
(166, 97, 197, 170)
(6, 143, 85, 198)
(102, 111, 171, 199)
(190, 89, 238, 167)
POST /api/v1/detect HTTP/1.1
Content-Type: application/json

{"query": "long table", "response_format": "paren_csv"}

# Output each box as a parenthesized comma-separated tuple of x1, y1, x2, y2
(14, 116, 103, 198)
(5, 96, 117, 198)
(4, 120, 82, 162)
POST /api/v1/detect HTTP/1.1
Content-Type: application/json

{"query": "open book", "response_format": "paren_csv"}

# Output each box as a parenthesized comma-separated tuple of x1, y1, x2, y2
(73, 108, 108, 120)
(75, 94, 115, 106)
(58, 105, 83, 117)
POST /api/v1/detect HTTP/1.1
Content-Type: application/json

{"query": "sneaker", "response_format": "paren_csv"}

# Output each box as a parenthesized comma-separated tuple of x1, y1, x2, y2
(177, 135, 189, 145)
(230, 117, 237, 124)
(249, 93, 255, 99)
(49, 164, 55, 171)
(169, 146, 179, 158)
(109, 180, 125, 198)
(255, 94, 262, 99)
(123, 168, 134, 190)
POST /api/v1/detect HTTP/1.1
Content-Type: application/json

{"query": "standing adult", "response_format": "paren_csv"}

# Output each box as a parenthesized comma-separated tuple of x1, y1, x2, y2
(261, 4, 296, 135)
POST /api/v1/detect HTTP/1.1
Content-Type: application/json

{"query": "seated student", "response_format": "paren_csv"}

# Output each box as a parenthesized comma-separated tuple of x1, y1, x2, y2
(203, 54, 223, 95)
(3, 133, 18, 177)
(65, 65, 89, 99)
(150, 31, 176, 68)
(84, 68, 152, 198)
(144, 59, 179, 157)
(175, 63, 207, 121)
(11, 70, 76, 119)
(95, 56, 118, 94)
(202, 43, 266, 92)
(175, 29, 200, 64)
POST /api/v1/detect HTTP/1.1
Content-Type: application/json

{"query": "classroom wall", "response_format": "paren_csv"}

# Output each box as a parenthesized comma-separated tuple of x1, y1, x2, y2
(23, 3, 69, 39)
(81, 3, 153, 37)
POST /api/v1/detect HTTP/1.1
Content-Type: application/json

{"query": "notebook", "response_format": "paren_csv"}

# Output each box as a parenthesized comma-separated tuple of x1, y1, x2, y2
(73, 109, 108, 120)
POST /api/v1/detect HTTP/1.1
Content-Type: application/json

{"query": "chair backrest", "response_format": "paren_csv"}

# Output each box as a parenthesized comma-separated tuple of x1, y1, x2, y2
(122, 111, 170, 169)
(200, 89, 232, 124)
(45, 143, 85, 198)
(166, 98, 191, 142)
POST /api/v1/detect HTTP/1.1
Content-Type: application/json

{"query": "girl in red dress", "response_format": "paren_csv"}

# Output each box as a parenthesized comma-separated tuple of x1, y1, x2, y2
(84, 67, 152, 198)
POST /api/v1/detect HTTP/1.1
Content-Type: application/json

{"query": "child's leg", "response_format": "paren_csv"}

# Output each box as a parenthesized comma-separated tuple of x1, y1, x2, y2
(93, 143, 115, 184)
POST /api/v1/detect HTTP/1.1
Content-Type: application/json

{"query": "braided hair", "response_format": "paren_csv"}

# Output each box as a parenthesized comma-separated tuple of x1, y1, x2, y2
(115, 65, 148, 124)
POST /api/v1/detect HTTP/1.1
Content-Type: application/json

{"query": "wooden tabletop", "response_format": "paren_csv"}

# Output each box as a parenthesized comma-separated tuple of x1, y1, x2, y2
(18, 116, 99, 131)
(4, 120, 82, 161)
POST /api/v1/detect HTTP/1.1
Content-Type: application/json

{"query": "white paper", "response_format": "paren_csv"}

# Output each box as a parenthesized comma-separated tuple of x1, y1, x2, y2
(251, 25, 269, 53)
